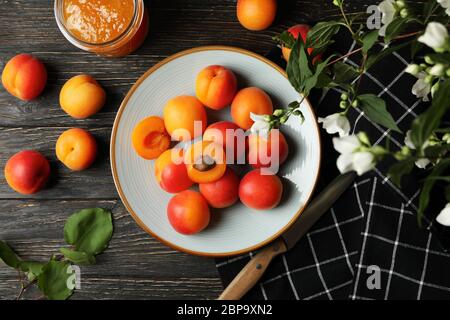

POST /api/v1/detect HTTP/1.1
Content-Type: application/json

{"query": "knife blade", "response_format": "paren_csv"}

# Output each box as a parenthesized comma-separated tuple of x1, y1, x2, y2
(218, 171, 357, 300)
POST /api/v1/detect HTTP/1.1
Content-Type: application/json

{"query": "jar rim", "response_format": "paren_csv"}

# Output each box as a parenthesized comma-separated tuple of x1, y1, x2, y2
(54, 0, 143, 49)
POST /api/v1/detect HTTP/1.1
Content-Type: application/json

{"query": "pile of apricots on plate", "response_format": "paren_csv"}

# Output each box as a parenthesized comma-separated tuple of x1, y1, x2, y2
(1, 53, 106, 195)
(132, 65, 290, 236)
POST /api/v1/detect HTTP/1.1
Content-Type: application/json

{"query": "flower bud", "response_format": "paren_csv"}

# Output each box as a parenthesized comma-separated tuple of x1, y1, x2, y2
(280, 115, 288, 124)
(443, 133, 450, 144)
(400, 8, 408, 18)
(405, 64, 420, 76)
(357, 132, 371, 146)
(395, 0, 405, 9)
(351, 99, 359, 108)
(340, 93, 349, 101)
(429, 64, 445, 76)
(340, 101, 348, 109)
(431, 82, 440, 98)
(273, 109, 284, 117)
(424, 55, 434, 64)
(424, 75, 434, 84)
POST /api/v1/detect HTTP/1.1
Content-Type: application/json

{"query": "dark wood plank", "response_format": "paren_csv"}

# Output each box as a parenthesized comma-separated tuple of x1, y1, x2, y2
(0, 126, 117, 199)
(0, 199, 222, 299)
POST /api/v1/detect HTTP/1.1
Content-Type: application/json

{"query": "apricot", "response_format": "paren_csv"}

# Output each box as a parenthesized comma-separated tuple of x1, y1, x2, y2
(132, 116, 170, 160)
(167, 190, 210, 235)
(60, 75, 106, 119)
(184, 140, 226, 183)
(199, 168, 240, 208)
(282, 24, 321, 63)
(195, 65, 237, 110)
(5, 150, 50, 195)
(1, 54, 47, 101)
(239, 169, 283, 210)
(155, 148, 193, 193)
(248, 130, 289, 169)
(231, 87, 273, 130)
(55, 128, 97, 171)
(203, 121, 247, 162)
(237, 0, 277, 31)
(163, 96, 207, 141)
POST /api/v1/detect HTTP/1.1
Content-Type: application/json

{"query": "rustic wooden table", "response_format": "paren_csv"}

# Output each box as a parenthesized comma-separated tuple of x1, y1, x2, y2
(0, 0, 367, 300)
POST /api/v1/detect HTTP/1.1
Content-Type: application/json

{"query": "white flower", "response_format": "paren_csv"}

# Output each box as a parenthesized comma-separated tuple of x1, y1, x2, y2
(333, 135, 375, 176)
(411, 72, 431, 102)
(333, 135, 360, 154)
(379, 0, 396, 36)
(352, 152, 375, 175)
(437, 0, 450, 17)
(250, 112, 270, 137)
(436, 203, 450, 226)
(418, 22, 449, 52)
(318, 113, 351, 137)
(404, 130, 431, 169)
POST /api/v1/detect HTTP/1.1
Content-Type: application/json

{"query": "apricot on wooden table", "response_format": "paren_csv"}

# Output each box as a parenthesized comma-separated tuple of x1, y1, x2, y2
(56, 128, 97, 171)
(163, 96, 207, 141)
(132, 116, 170, 160)
(231, 87, 273, 130)
(184, 140, 226, 183)
(5, 150, 50, 195)
(239, 169, 283, 210)
(199, 167, 240, 208)
(167, 190, 210, 235)
(237, 0, 277, 31)
(1, 54, 47, 101)
(155, 148, 193, 193)
(195, 65, 237, 110)
(60, 74, 106, 119)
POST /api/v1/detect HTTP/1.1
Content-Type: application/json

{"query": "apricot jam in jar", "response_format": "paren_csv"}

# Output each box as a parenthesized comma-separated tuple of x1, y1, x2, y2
(54, 0, 149, 57)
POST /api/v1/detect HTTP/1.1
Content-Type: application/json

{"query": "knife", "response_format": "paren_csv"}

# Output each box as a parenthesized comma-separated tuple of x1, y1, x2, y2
(218, 171, 357, 300)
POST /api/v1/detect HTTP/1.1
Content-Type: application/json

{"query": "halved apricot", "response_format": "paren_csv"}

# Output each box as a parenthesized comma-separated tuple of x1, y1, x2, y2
(184, 140, 226, 183)
(132, 116, 170, 160)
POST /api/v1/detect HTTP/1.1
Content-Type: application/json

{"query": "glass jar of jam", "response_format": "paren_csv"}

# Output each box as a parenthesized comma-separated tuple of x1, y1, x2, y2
(54, 0, 149, 57)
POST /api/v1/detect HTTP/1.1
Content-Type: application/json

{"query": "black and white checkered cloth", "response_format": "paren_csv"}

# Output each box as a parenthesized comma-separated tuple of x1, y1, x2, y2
(216, 33, 450, 300)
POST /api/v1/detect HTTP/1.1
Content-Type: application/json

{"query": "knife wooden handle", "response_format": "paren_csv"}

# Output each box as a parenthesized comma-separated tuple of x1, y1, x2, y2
(218, 238, 287, 300)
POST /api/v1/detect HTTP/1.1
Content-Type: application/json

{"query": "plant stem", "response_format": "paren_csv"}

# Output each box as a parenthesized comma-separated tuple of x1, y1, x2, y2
(326, 30, 421, 67)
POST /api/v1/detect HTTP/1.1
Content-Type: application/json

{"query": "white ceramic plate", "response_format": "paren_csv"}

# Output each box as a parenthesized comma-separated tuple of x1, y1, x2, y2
(111, 46, 321, 257)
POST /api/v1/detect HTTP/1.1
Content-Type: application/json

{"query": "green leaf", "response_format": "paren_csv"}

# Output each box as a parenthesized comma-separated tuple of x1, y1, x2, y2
(37, 260, 74, 300)
(388, 158, 415, 187)
(362, 30, 379, 54)
(411, 79, 450, 149)
(306, 21, 341, 51)
(64, 208, 113, 256)
(303, 56, 334, 96)
(358, 94, 401, 132)
(445, 185, 450, 202)
(426, 53, 450, 65)
(0, 241, 21, 269)
(418, 158, 450, 225)
(424, 144, 450, 159)
(287, 38, 313, 94)
(273, 30, 296, 49)
(333, 61, 360, 83)
(60, 248, 96, 265)
(365, 41, 412, 71)
(384, 17, 413, 43)
(19, 261, 45, 281)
